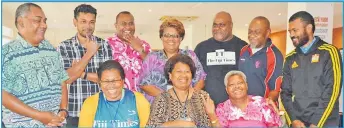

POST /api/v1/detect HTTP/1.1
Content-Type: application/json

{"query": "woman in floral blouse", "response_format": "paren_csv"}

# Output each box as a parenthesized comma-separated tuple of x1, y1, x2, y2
(216, 70, 282, 127)
(138, 19, 206, 103)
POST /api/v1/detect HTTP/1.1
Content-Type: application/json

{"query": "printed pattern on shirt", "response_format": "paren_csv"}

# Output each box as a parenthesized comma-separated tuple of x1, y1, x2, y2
(2, 35, 69, 127)
(107, 35, 151, 92)
(216, 95, 282, 127)
(138, 49, 206, 103)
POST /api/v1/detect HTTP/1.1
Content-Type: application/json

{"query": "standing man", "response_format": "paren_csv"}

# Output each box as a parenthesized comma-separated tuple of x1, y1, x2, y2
(194, 11, 247, 105)
(239, 16, 283, 102)
(2, 3, 69, 127)
(56, 4, 112, 127)
(107, 11, 151, 92)
(281, 11, 342, 127)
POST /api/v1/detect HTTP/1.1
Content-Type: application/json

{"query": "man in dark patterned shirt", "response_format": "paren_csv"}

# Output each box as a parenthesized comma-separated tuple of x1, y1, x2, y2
(56, 4, 112, 127)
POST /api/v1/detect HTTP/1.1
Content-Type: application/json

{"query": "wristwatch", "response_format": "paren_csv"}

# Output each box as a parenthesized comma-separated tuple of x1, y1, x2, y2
(58, 109, 69, 118)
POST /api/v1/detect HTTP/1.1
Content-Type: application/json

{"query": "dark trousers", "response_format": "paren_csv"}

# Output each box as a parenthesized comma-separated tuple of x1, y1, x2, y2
(61, 117, 79, 128)
(340, 113, 343, 127)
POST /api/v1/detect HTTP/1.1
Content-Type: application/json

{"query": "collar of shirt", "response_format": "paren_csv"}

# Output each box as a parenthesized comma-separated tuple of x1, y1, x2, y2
(71, 34, 104, 47)
(16, 33, 52, 49)
(161, 49, 187, 59)
(108, 34, 131, 47)
(251, 47, 263, 54)
(248, 38, 273, 55)
(71, 34, 81, 46)
(300, 37, 316, 54)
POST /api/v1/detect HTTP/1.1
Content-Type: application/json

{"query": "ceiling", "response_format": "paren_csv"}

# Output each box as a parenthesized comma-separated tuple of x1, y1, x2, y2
(2, 2, 343, 35)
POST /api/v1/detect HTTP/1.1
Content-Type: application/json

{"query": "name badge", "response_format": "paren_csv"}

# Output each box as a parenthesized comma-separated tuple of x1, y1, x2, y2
(206, 49, 236, 65)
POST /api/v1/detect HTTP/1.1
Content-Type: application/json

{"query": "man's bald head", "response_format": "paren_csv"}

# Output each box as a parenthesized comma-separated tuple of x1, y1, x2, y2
(214, 11, 232, 23)
(212, 11, 233, 42)
(251, 16, 270, 30)
(248, 16, 271, 48)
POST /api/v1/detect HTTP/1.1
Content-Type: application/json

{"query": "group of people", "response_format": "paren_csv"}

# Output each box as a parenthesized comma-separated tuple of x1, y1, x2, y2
(2, 2, 342, 128)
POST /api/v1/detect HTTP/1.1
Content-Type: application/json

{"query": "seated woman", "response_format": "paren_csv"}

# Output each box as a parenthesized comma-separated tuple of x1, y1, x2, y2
(147, 54, 219, 127)
(216, 70, 282, 127)
(138, 19, 206, 103)
(78, 60, 150, 127)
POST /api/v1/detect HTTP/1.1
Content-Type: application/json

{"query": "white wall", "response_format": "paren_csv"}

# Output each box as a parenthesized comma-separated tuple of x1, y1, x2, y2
(46, 25, 250, 49)
(3, 17, 252, 49)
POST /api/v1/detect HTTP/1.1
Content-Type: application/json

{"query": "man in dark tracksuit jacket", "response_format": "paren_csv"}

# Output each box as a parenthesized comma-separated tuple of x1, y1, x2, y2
(239, 16, 283, 102)
(281, 11, 343, 127)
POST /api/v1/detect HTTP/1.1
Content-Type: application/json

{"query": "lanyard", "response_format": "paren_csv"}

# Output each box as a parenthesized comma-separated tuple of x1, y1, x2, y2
(104, 93, 121, 126)
(172, 88, 189, 119)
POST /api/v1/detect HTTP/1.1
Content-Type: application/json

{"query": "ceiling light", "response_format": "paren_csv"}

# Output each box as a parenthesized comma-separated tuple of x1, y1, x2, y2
(278, 13, 282, 16)
(148, 9, 152, 12)
(245, 24, 248, 26)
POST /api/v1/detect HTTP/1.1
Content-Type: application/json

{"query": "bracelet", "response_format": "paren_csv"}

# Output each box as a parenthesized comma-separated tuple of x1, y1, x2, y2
(58, 109, 69, 118)
(211, 119, 218, 124)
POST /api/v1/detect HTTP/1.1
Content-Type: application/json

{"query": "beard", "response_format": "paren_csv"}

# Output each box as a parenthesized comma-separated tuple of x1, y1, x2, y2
(250, 41, 264, 49)
(291, 31, 309, 48)
(213, 30, 231, 42)
(79, 29, 94, 39)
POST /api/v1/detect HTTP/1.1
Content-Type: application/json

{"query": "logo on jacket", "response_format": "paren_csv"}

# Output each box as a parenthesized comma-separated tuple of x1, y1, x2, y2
(128, 110, 136, 115)
(291, 61, 298, 68)
(311, 54, 319, 63)
(255, 60, 261, 68)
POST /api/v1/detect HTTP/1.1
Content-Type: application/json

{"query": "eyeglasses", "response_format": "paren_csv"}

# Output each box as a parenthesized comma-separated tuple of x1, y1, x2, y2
(100, 79, 123, 85)
(163, 33, 180, 39)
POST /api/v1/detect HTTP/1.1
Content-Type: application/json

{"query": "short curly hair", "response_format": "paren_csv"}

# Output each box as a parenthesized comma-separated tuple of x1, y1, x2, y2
(164, 54, 196, 84)
(159, 19, 185, 40)
(74, 4, 97, 19)
(97, 60, 125, 80)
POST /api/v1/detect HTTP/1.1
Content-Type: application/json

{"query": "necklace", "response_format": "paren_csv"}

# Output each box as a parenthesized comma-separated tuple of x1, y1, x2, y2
(172, 88, 190, 120)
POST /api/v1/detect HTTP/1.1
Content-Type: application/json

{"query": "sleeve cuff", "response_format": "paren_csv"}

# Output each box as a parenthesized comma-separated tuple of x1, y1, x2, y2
(60, 71, 70, 84)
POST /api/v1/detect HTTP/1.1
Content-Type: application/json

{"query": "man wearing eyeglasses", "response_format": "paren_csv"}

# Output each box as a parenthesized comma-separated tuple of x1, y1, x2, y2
(194, 11, 247, 106)
(106, 11, 151, 92)
(56, 4, 112, 127)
